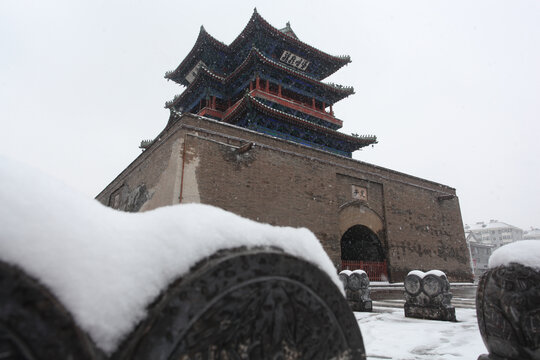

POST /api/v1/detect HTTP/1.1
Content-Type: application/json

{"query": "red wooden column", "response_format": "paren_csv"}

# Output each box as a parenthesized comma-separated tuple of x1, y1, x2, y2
(312, 98, 316, 109)
(255, 76, 260, 90)
(322, 101, 326, 113)
(330, 104, 334, 116)
(278, 85, 282, 97)
(211, 96, 216, 109)
(265, 79, 270, 92)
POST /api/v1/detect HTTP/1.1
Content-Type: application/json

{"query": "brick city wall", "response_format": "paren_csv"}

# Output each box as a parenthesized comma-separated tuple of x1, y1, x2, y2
(96, 114, 472, 282)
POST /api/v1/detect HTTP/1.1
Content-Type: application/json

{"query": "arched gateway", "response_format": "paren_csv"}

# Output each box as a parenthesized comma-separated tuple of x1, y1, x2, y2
(339, 202, 388, 281)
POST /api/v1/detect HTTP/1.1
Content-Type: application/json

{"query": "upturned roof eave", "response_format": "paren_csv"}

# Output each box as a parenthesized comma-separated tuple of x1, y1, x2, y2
(165, 65, 226, 109)
(224, 94, 376, 147)
(229, 9, 351, 69)
(250, 96, 376, 147)
(165, 26, 229, 85)
(166, 47, 354, 109)
(165, 9, 351, 84)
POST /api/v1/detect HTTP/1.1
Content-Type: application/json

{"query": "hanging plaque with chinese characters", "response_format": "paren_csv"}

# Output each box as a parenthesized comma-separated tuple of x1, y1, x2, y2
(352, 185, 368, 201)
(279, 50, 310, 71)
(185, 60, 206, 84)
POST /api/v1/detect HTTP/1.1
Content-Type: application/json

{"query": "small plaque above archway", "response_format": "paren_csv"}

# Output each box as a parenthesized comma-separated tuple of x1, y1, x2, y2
(351, 185, 368, 201)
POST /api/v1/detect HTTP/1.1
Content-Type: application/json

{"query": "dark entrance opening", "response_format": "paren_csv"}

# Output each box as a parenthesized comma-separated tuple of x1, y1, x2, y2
(341, 225, 388, 281)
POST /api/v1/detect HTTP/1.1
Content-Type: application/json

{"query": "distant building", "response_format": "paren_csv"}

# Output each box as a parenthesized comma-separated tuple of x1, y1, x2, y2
(464, 220, 523, 249)
(523, 228, 540, 240)
(465, 232, 494, 280)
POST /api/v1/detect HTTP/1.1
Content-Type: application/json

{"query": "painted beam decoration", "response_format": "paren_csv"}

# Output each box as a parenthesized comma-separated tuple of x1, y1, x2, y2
(279, 50, 310, 71)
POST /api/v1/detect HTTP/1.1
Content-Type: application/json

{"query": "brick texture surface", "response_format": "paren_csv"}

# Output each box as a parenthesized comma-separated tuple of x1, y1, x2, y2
(96, 114, 472, 282)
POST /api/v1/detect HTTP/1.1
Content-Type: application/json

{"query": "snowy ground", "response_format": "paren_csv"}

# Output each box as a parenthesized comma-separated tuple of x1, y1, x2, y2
(356, 306, 487, 360)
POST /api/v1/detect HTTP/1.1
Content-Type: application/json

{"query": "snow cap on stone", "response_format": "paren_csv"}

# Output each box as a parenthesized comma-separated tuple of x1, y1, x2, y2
(0, 156, 341, 354)
(488, 240, 540, 270)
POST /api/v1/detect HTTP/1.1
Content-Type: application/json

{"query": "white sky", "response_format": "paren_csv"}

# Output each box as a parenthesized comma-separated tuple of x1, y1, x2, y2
(1, 0, 539, 230)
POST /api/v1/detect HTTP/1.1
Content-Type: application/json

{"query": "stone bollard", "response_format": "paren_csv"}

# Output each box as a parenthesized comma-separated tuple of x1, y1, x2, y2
(476, 241, 540, 360)
(339, 270, 372, 312)
(404, 270, 456, 321)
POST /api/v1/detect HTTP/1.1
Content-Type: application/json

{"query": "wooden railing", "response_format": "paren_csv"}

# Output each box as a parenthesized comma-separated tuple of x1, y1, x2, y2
(341, 260, 388, 281)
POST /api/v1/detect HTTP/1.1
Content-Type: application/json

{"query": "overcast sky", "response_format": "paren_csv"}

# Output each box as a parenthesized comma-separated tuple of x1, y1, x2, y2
(1, 0, 539, 230)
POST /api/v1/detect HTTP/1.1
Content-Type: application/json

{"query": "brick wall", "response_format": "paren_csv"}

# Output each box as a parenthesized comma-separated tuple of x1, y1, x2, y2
(96, 114, 472, 282)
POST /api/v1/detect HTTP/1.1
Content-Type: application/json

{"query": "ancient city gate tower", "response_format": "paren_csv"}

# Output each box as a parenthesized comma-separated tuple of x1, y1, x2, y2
(97, 10, 472, 282)
(163, 9, 376, 158)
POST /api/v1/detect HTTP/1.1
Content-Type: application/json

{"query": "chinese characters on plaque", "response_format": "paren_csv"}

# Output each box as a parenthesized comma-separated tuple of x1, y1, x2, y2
(279, 50, 310, 71)
(352, 185, 368, 201)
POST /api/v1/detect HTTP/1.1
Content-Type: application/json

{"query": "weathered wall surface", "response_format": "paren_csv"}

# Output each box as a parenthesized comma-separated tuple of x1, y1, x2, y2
(97, 134, 184, 212)
(96, 114, 472, 282)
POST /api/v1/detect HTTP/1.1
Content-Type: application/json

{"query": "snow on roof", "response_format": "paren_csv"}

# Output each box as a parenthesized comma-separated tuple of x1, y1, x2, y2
(488, 240, 540, 270)
(465, 220, 521, 231)
(524, 228, 540, 239)
(0, 156, 341, 354)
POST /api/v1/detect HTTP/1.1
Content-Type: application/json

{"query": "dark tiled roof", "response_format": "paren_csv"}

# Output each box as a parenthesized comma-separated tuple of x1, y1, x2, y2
(223, 94, 377, 147)
(165, 9, 351, 84)
(166, 47, 353, 109)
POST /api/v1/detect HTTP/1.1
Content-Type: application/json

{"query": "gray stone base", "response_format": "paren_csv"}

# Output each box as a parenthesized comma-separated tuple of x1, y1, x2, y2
(349, 300, 372, 312)
(404, 303, 456, 322)
(476, 263, 540, 360)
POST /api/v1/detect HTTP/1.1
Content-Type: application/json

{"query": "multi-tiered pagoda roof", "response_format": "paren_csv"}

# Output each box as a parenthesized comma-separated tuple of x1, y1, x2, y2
(165, 9, 376, 157)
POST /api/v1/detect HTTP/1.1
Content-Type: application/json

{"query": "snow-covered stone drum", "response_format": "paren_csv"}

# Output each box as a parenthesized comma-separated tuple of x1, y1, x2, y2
(0, 157, 366, 359)
(339, 270, 372, 312)
(339, 269, 351, 289)
(0, 261, 103, 360)
(404, 270, 456, 322)
(0, 249, 366, 360)
(113, 247, 366, 359)
(476, 241, 540, 360)
(404, 272, 422, 296)
(349, 270, 370, 291)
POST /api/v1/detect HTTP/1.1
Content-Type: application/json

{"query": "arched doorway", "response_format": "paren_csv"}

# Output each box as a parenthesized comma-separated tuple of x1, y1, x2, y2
(340, 225, 388, 281)
(341, 225, 385, 262)
(338, 202, 389, 281)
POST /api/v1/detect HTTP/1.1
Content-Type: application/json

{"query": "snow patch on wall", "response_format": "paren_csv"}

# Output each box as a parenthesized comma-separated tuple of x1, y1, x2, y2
(141, 138, 183, 210)
(181, 146, 201, 203)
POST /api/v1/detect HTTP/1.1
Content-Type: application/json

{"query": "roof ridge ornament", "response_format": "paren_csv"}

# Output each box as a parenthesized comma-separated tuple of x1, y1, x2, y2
(279, 21, 298, 40)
